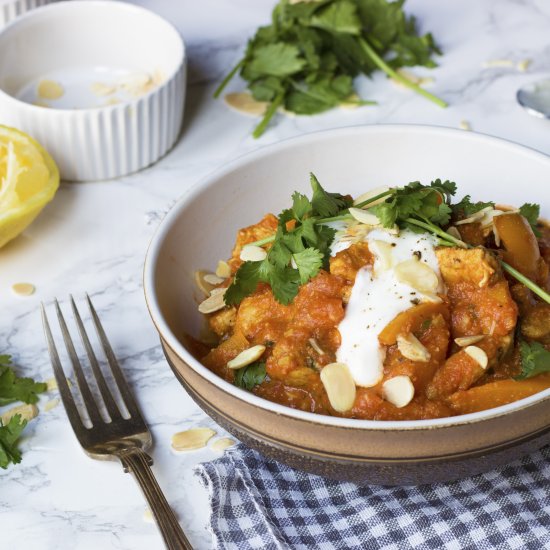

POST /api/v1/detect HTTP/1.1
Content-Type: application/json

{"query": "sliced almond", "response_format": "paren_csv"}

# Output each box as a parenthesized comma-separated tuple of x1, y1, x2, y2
(455, 206, 495, 226)
(43, 398, 60, 412)
(482, 58, 515, 68)
(171, 427, 216, 451)
(2, 403, 38, 425)
(382, 376, 415, 408)
(394, 259, 439, 293)
(225, 92, 269, 117)
(227, 345, 266, 369)
(90, 82, 116, 96)
(459, 120, 471, 131)
(211, 437, 236, 452)
(464, 346, 488, 369)
(216, 260, 232, 278)
(369, 240, 393, 271)
(455, 335, 484, 347)
(320, 362, 356, 413)
(517, 59, 531, 72)
(446, 226, 462, 240)
(240, 245, 267, 262)
(353, 186, 390, 207)
(198, 288, 227, 314)
(397, 333, 431, 362)
(143, 508, 154, 524)
(204, 273, 225, 285)
(348, 207, 380, 226)
(11, 283, 35, 296)
(195, 270, 215, 295)
(309, 338, 325, 355)
(420, 292, 443, 304)
(37, 79, 64, 100)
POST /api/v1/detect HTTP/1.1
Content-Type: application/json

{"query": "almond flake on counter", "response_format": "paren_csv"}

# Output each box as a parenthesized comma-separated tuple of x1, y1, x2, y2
(482, 59, 515, 68)
(392, 68, 434, 87)
(224, 92, 269, 117)
(11, 283, 35, 296)
(171, 427, 216, 451)
(37, 79, 64, 100)
(42, 398, 60, 412)
(517, 59, 531, 72)
(459, 120, 471, 131)
(1, 403, 38, 425)
(211, 437, 236, 452)
(143, 508, 154, 523)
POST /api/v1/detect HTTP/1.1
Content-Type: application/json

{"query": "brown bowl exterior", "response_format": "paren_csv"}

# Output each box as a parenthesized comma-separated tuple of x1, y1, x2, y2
(162, 338, 550, 485)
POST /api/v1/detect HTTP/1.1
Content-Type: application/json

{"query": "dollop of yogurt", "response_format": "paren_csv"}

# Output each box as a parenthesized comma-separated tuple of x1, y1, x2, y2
(335, 228, 442, 387)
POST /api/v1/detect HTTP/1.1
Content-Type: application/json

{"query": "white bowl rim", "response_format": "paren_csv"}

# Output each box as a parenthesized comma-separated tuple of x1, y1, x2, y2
(144, 123, 550, 432)
(0, 0, 185, 114)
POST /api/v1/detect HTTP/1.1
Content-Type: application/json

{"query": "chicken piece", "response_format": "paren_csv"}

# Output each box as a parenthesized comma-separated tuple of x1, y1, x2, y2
(329, 242, 373, 282)
(228, 214, 278, 273)
(511, 283, 550, 345)
(208, 307, 237, 337)
(436, 247, 500, 288)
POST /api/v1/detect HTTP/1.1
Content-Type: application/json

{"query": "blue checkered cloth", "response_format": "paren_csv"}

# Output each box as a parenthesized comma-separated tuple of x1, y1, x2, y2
(194, 444, 550, 549)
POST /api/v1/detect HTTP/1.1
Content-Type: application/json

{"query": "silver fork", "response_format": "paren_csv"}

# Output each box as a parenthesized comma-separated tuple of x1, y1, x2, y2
(41, 295, 192, 550)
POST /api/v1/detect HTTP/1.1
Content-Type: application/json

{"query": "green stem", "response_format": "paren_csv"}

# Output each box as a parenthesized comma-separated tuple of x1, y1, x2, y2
(354, 189, 393, 209)
(357, 37, 448, 108)
(405, 217, 466, 247)
(213, 60, 244, 99)
(501, 262, 550, 304)
(253, 91, 284, 139)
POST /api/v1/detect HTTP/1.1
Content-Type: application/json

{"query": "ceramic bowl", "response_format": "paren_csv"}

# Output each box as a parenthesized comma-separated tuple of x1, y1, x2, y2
(0, 1, 185, 181)
(0, 0, 57, 28)
(144, 125, 550, 485)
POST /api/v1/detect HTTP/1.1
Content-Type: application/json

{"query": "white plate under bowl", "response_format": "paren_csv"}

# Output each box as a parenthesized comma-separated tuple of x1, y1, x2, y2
(0, 1, 186, 181)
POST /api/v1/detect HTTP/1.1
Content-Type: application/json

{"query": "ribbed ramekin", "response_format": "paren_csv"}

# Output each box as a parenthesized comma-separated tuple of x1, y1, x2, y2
(0, 1, 186, 181)
(0, 0, 57, 28)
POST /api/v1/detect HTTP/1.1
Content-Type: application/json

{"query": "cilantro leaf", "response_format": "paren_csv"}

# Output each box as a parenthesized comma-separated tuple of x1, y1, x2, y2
(516, 340, 550, 380)
(310, 1, 362, 36)
(234, 361, 267, 391)
(245, 43, 306, 79)
(452, 195, 495, 217)
(519, 203, 541, 237)
(369, 179, 457, 230)
(224, 261, 264, 305)
(0, 414, 27, 469)
(291, 192, 312, 220)
(293, 248, 324, 284)
(310, 173, 351, 217)
(0, 355, 47, 406)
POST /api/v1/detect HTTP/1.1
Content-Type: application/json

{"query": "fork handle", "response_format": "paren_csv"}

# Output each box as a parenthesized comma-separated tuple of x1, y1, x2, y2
(119, 448, 193, 550)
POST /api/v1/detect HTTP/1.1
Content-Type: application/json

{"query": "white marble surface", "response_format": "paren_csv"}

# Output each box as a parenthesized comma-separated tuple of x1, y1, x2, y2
(2, 0, 550, 548)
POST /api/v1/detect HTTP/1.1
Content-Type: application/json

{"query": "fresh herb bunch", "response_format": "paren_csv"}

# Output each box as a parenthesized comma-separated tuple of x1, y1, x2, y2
(215, 0, 446, 137)
(225, 174, 352, 305)
(0, 354, 46, 469)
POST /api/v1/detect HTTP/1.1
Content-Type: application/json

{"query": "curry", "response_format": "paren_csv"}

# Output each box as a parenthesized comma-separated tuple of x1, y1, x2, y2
(194, 177, 550, 420)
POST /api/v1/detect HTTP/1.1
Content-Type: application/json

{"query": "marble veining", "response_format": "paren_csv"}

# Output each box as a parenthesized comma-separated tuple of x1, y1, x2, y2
(2, 0, 550, 548)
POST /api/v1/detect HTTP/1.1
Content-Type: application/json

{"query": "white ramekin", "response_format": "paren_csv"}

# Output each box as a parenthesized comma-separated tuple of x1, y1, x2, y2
(0, 1, 186, 181)
(0, 0, 57, 28)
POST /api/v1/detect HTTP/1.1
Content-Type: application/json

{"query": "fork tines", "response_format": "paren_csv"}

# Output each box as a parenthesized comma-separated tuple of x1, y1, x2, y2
(41, 295, 144, 436)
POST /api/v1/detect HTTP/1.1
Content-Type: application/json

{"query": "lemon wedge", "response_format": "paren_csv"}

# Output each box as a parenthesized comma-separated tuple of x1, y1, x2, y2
(0, 125, 59, 248)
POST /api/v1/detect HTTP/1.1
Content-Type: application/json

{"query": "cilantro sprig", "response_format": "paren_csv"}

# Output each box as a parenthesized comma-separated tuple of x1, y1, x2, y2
(0, 354, 47, 406)
(516, 341, 550, 380)
(225, 174, 351, 305)
(0, 414, 27, 469)
(215, 0, 446, 137)
(0, 355, 46, 469)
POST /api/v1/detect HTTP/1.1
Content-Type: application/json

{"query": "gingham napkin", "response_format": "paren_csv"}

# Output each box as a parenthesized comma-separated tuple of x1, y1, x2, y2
(195, 444, 550, 550)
